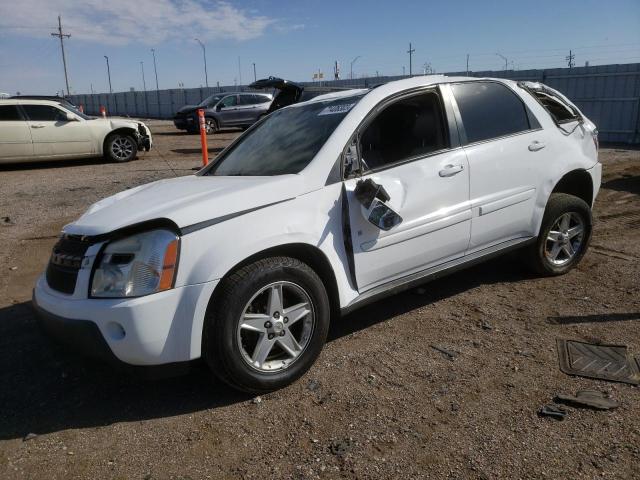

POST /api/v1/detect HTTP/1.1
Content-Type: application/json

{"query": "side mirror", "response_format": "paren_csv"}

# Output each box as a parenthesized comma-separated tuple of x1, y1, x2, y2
(65, 112, 76, 121)
(367, 199, 403, 231)
(216, 104, 223, 111)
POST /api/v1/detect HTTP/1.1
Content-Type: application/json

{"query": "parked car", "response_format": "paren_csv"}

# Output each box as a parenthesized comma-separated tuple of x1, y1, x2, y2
(173, 92, 272, 134)
(0, 98, 152, 164)
(34, 76, 601, 393)
(250, 76, 350, 113)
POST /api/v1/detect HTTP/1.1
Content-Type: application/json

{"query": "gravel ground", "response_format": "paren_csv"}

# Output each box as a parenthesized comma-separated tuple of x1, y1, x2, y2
(0, 121, 638, 479)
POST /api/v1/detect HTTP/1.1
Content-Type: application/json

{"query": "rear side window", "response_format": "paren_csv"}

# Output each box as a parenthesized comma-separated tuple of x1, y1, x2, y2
(533, 92, 578, 123)
(452, 82, 531, 143)
(239, 95, 255, 105)
(22, 105, 67, 121)
(0, 105, 22, 121)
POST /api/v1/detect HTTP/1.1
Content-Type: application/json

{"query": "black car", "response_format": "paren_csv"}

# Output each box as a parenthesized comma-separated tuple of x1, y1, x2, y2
(173, 92, 272, 134)
(249, 77, 351, 113)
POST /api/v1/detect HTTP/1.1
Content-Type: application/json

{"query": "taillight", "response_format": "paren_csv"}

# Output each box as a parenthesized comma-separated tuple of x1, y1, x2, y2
(592, 128, 599, 151)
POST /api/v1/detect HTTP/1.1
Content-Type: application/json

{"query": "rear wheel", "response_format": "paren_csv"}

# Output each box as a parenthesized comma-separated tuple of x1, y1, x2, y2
(104, 133, 137, 162)
(203, 257, 330, 393)
(525, 193, 592, 275)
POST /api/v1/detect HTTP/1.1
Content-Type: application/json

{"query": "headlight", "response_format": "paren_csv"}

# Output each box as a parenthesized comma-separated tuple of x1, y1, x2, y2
(91, 229, 179, 298)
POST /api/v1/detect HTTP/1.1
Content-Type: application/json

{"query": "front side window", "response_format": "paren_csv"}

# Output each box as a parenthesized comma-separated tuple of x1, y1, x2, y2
(200, 95, 222, 107)
(219, 95, 237, 108)
(22, 104, 68, 122)
(359, 91, 448, 171)
(0, 105, 22, 121)
(452, 82, 530, 143)
(203, 94, 364, 176)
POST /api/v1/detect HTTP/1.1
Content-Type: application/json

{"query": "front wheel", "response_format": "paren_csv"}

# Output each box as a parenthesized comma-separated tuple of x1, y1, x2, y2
(104, 133, 137, 162)
(525, 193, 592, 275)
(203, 257, 330, 393)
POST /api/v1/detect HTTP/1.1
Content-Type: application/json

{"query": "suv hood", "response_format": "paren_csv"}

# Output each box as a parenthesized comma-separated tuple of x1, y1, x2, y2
(64, 174, 305, 236)
(175, 105, 199, 115)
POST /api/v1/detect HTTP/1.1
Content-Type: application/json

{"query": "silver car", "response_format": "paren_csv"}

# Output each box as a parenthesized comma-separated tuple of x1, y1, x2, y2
(173, 92, 272, 134)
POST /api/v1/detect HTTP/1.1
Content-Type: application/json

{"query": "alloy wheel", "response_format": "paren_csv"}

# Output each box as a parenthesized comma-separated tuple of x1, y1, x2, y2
(111, 136, 134, 160)
(544, 212, 585, 266)
(236, 281, 315, 372)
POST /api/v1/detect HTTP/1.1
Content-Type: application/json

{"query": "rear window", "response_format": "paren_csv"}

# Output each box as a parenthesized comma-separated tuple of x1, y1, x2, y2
(0, 105, 22, 121)
(452, 82, 531, 143)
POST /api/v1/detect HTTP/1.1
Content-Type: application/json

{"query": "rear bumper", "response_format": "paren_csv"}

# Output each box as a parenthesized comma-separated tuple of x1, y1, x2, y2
(588, 161, 602, 206)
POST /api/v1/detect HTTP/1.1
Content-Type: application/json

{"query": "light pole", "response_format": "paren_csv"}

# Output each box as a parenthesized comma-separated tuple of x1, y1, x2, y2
(350, 55, 361, 80)
(104, 55, 112, 93)
(252, 62, 257, 82)
(140, 61, 149, 116)
(194, 38, 208, 87)
(151, 48, 160, 116)
(496, 53, 508, 71)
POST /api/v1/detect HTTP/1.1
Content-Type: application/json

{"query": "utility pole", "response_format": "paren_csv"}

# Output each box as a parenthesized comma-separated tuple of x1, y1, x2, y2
(253, 62, 257, 82)
(140, 61, 147, 91)
(566, 49, 575, 68)
(350, 56, 361, 80)
(151, 48, 160, 115)
(402, 66, 405, 76)
(466, 54, 469, 76)
(407, 42, 415, 76)
(334, 60, 340, 80)
(238, 57, 242, 86)
(194, 38, 208, 87)
(104, 56, 112, 93)
(51, 15, 71, 96)
(496, 52, 508, 70)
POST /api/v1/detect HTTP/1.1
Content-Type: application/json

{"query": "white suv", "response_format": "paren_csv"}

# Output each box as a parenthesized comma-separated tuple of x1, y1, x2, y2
(0, 97, 152, 164)
(33, 76, 601, 392)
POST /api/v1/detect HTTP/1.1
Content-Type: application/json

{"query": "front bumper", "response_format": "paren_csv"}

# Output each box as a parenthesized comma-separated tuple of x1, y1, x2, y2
(173, 116, 196, 130)
(33, 275, 218, 366)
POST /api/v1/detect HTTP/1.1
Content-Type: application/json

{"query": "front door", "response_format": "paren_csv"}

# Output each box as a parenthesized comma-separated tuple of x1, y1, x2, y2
(21, 104, 93, 158)
(216, 95, 241, 126)
(0, 104, 33, 162)
(344, 89, 471, 291)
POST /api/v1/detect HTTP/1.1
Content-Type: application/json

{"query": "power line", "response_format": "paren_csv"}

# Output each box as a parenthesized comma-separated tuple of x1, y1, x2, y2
(50, 16, 71, 96)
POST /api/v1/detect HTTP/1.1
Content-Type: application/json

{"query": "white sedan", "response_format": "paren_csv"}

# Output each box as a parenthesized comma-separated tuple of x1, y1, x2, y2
(0, 97, 152, 164)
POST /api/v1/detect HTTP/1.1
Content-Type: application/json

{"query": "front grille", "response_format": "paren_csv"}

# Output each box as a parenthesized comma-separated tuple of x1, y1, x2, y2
(46, 235, 92, 294)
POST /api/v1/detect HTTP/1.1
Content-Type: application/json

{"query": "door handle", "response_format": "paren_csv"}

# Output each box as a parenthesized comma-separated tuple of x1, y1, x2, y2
(30, 124, 46, 129)
(439, 164, 464, 177)
(528, 141, 546, 152)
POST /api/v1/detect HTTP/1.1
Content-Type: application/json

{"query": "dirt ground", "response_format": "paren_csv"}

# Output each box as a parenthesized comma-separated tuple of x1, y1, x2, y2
(0, 121, 638, 480)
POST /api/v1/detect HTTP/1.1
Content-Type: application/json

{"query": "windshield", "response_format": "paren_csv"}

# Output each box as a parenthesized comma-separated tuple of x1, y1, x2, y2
(204, 94, 364, 176)
(199, 94, 223, 107)
(63, 103, 92, 120)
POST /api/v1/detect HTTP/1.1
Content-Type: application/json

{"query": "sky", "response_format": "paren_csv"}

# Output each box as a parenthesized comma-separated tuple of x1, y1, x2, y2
(0, 0, 639, 95)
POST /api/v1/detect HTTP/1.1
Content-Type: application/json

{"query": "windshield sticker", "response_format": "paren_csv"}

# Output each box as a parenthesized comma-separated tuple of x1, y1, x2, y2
(318, 103, 356, 116)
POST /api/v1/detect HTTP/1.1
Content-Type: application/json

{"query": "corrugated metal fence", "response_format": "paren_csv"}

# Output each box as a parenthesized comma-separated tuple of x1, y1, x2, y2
(70, 63, 640, 144)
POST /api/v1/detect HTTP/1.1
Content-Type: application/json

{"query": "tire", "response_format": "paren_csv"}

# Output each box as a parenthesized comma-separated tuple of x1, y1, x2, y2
(525, 193, 592, 275)
(104, 133, 138, 162)
(203, 257, 330, 393)
(204, 117, 218, 134)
